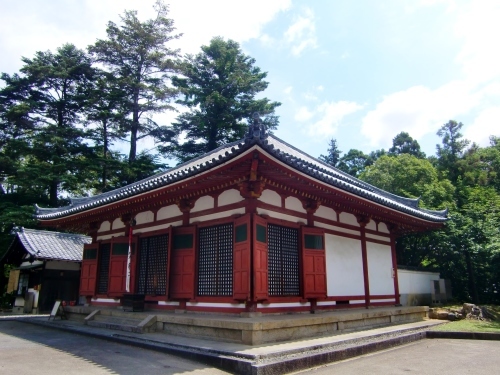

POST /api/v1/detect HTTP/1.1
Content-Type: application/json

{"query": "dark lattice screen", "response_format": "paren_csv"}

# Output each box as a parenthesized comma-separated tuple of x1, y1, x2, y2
(137, 234, 168, 295)
(198, 223, 233, 296)
(97, 243, 111, 294)
(268, 224, 299, 296)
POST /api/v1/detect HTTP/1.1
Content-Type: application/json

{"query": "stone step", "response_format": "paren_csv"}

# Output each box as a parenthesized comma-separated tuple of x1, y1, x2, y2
(87, 319, 143, 333)
(84, 312, 157, 334)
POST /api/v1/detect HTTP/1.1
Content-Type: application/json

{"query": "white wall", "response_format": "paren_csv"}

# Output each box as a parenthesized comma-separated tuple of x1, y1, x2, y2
(366, 242, 394, 295)
(325, 234, 364, 296)
(398, 269, 440, 294)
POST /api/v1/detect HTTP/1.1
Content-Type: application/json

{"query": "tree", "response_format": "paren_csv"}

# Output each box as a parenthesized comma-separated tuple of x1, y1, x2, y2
(0, 44, 95, 206)
(337, 149, 372, 177)
(89, 0, 181, 163)
(170, 37, 281, 162)
(388, 131, 426, 158)
(436, 120, 470, 184)
(360, 154, 455, 209)
(319, 139, 341, 167)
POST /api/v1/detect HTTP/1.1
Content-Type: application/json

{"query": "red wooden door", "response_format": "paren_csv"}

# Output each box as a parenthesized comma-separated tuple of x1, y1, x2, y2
(169, 226, 196, 299)
(80, 244, 98, 296)
(302, 227, 327, 298)
(253, 214, 268, 301)
(233, 214, 251, 301)
(108, 240, 133, 295)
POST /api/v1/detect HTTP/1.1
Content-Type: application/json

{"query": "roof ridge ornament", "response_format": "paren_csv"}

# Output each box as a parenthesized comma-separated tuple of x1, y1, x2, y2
(246, 112, 267, 140)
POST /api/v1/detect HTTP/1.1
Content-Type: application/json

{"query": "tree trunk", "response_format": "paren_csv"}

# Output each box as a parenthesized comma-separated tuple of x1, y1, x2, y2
(465, 250, 479, 304)
(102, 119, 108, 191)
(129, 88, 140, 163)
(49, 179, 58, 207)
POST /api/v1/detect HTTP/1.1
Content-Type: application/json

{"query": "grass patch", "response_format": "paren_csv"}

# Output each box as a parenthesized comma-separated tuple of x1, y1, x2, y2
(430, 304, 500, 333)
(431, 319, 500, 333)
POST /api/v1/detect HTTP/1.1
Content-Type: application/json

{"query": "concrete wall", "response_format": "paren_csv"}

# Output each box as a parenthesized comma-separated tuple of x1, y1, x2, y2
(398, 269, 440, 306)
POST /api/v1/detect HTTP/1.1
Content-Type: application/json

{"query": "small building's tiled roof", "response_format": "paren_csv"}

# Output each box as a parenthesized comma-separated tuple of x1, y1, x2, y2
(15, 228, 91, 262)
(35, 129, 448, 223)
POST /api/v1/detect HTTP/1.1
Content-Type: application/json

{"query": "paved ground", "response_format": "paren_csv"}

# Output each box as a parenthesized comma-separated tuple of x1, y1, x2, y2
(296, 338, 500, 375)
(0, 320, 230, 375)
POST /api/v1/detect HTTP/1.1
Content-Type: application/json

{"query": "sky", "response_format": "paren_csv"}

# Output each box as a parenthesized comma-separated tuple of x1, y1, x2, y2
(1, 0, 499, 162)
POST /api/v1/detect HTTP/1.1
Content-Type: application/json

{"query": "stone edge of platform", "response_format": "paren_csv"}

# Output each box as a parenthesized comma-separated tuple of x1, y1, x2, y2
(17, 318, 500, 375)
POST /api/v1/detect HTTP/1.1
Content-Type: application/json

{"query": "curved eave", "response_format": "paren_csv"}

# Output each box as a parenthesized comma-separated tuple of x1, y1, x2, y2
(36, 137, 447, 228)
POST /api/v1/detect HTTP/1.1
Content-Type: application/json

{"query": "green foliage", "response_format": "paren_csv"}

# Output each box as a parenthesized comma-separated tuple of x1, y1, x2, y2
(319, 139, 342, 167)
(337, 149, 373, 177)
(89, 0, 181, 163)
(389, 131, 426, 158)
(170, 37, 280, 162)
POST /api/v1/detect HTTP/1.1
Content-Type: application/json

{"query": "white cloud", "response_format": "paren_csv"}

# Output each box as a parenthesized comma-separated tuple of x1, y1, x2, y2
(361, 1, 500, 149)
(283, 86, 293, 95)
(464, 107, 500, 146)
(295, 101, 363, 137)
(284, 7, 317, 56)
(361, 81, 481, 148)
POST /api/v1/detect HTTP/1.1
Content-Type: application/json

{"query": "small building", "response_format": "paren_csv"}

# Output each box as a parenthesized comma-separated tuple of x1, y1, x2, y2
(35, 119, 447, 314)
(1, 228, 91, 313)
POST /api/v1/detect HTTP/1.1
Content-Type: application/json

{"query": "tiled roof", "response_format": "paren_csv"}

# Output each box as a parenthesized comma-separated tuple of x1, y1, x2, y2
(16, 228, 91, 261)
(35, 129, 448, 223)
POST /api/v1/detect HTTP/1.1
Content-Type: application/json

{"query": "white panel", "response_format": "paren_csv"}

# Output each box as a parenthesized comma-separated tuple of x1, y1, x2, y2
(325, 234, 364, 296)
(366, 220, 376, 231)
(218, 189, 244, 206)
(315, 206, 337, 221)
(45, 261, 80, 270)
(191, 208, 245, 223)
(187, 302, 245, 307)
(258, 302, 309, 308)
(339, 212, 359, 226)
(314, 221, 360, 237)
(96, 232, 125, 241)
(135, 210, 154, 225)
(191, 195, 214, 212)
(112, 218, 125, 230)
(158, 301, 180, 306)
(258, 189, 281, 206)
(133, 221, 182, 235)
(157, 204, 182, 221)
(378, 222, 390, 233)
(258, 208, 304, 224)
(285, 196, 306, 213)
(91, 298, 119, 303)
(366, 242, 394, 295)
(98, 221, 110, 232)
(398, 269, 440, 294)
(366, 233, 390, 242)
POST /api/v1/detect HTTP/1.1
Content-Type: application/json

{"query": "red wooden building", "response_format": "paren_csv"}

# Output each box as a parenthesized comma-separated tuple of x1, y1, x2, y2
(36, 120, 447, 314)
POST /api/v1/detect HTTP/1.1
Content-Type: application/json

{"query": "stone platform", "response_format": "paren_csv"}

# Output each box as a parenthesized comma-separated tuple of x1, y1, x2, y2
(64, 305, 428, 345)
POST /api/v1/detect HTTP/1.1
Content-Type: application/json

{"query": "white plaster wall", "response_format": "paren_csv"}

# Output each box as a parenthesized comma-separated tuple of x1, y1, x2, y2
(315, 206, 336, 221)
(378, 222, 390, 233)
(366, 233, 390, 242)
(135, 210, 154, 225)
(45, 261, 80, 271)
(258, 208, 304, 224)
(191, 195, 214, 212)
(366, 242, 394, 295)
(98, 221, 110, 232)
(398, 269, 440, 294)
(157, 204, 181, 221)
(133, 221, 183, 234)
(366, 220, 376, 231)
(339, 212, 359, 226)
(112, 218, 125, 230)
(96, 232, 125, 241)
(285, 196, 306, 213)
(218, 189, 244, 206)
(259, 189, 281, 206)
(314, 221, 360, 237)
(325, 234, 364, 296)
(191, 208, 245, 224)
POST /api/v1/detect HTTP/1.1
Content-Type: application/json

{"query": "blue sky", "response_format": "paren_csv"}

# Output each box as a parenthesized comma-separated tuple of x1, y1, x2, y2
(1, 0, 499, 162)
